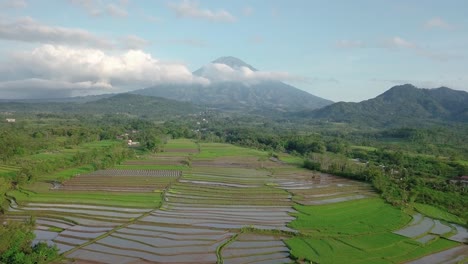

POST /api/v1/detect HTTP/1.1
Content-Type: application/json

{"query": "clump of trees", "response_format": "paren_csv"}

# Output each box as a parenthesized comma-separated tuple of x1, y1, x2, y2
(0, 220, 59, 263)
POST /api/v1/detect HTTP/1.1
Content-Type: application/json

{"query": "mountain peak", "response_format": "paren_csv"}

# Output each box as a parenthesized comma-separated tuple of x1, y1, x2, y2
(212, 56, 257, 71)
(377, 84, 420, 100)
(388, 83, 417, 91)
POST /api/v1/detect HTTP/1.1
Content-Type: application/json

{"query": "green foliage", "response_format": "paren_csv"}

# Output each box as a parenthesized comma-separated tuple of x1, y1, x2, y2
(0, 221, 59, 264)
(303, 159, 321, 170)
(8, 190, 162, 208)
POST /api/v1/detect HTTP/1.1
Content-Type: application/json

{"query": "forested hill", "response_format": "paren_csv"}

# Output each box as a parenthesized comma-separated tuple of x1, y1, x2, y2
(295, 84, 468, 127)
(0, 93, 200, 119)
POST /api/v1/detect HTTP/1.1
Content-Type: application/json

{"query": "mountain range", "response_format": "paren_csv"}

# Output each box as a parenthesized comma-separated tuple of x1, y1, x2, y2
(297, 84, 468, 126)
(0, 56, 467, 127)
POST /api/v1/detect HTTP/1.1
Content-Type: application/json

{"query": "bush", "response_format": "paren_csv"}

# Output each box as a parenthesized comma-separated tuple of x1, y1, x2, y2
(303, 159, 321, 171)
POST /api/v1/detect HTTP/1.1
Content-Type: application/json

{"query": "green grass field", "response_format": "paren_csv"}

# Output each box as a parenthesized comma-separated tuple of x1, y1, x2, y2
(287, 236, 456, 264)
(8, 189, 161, 208)
(290, 198, 411, 236)
(165, 138, 198, 149)
(286, 198, 459, 263)
(413, 203, 466, 225)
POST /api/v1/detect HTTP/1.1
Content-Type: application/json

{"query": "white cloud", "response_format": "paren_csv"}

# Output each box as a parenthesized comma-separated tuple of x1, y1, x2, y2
(168, 38, 207, 47)
(335, 40, 365, 49)
(169, 0, 236, 22)
(384, 36, 416, 49)
(70, 0, 128, 18)
(107, 3, 128, 18)
(0, 17, 114, 48)
(0, 45, 209, 98)
(425, 17, 453, 30)
(1, 0, 27, 8)
(381, 36, 462, 61)
(122, 35, 149, 49)
(197, 63, 302, 84)
(69, 0, 102, 16)
(144, 14, 162, 23)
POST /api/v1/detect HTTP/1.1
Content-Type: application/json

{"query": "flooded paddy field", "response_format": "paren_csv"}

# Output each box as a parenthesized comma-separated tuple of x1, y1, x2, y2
(2, 139, 466, 263)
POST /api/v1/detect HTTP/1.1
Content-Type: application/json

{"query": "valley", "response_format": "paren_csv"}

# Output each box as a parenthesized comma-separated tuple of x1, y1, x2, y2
(2, 138, 467, 263)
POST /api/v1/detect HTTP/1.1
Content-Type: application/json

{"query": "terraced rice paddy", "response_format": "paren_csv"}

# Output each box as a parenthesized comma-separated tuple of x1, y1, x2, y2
(285, 199, 462, 263)
(406, 245, 468, 264)
(1, 139, 466, 263)
(222, 234, 291, 264)
(271, 167, 377, 205)
(59, 169, 180, 192)
(394, 213, 468, 243)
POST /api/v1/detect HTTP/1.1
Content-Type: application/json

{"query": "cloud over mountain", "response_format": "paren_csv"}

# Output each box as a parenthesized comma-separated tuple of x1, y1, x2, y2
(0, 45, 209, 98)
(196, 63, 301, 84)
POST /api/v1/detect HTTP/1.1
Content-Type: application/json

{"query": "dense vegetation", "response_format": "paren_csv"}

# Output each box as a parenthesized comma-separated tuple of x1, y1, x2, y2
(0, 89, 467, 261)
(0, 220, 59, 263)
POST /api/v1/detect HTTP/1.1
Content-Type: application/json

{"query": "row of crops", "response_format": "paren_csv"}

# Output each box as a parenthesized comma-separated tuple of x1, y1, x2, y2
(1, 139, 467, 263)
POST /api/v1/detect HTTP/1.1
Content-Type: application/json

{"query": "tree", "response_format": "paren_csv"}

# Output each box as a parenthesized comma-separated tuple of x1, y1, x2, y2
(0, 220, 59, 264)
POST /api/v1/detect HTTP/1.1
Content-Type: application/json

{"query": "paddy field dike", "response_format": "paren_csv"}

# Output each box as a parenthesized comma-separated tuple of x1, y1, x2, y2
(2, 139, 467, 263)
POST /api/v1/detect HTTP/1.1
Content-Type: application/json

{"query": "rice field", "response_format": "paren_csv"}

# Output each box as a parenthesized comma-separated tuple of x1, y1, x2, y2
(285, 199, 460, 264)
(1, 139, 465, 263)
(271, 167, 377, 205)
(393, 213, 468, 243)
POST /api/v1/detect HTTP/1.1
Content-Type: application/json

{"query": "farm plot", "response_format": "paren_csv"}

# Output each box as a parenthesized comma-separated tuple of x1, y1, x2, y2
(163, 138, 199, 153)
(68, 144, 296, 263)
(68, 225, 232, 263)
(139, 165, 295, 231)
(4, 201, 151, 254)
(286, 198, 459, 264)
(406, 245, 468, 264)
(394, 213, 468, 243)
(222, 234, 291, 264)
(58, 169, 180, 192)
(271, 167, 377, 205)
(5, 139, 463, 263)
(196, 142, 268, 159)
(123, 155, 187, 166)
(192, 156, 273, 169)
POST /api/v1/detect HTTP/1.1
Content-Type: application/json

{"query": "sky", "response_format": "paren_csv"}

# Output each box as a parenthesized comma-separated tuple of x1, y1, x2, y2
(0, 0, 467, 101)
